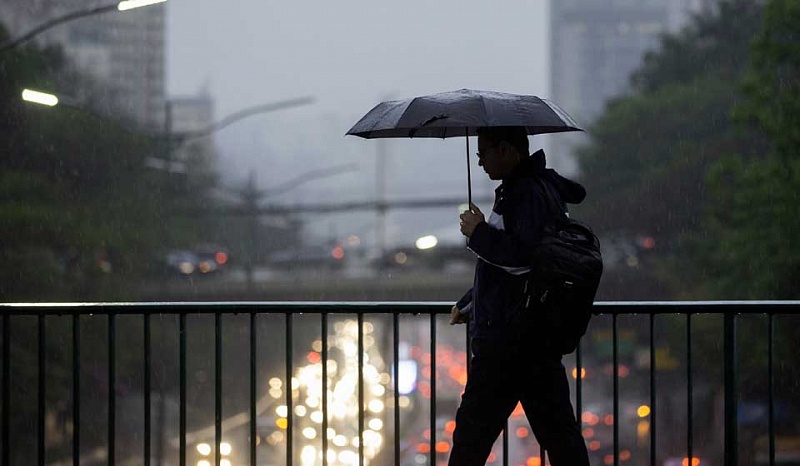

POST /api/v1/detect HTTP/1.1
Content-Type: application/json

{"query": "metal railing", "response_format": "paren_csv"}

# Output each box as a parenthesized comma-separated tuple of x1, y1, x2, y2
(1, 301, 799, 466)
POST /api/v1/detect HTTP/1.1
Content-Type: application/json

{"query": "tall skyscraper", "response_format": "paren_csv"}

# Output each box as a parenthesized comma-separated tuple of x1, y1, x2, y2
(548, 0, 716, 175)
(1, 1, 166, 131)
(168, 92, 218, 177)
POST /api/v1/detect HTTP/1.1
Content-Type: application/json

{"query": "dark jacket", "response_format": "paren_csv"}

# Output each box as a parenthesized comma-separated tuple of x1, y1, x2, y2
(456, 149, 586, 346)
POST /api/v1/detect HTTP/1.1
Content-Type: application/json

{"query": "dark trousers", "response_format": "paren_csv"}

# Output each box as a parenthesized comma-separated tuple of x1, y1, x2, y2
(448, 340, 589, 466)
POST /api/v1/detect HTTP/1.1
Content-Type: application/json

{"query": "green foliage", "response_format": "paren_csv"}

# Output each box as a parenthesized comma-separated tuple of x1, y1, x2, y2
(631, 0, 763, 93)
(576, 76, 755, 240)
(572, 0, 778, 299)
(737, 0, 800, 159)
(0, 21, 223, 466)
(694, 0, 800, 299)
(569, 6, 800, 453)
(0, 23, 212, 301)
(700, 156, 800, 298)
(577, 0, 799, 300)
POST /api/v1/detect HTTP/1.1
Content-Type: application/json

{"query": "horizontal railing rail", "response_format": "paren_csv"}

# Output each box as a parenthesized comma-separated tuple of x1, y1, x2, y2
(5, 300, 800, 316)
(2, 301, 799, 466)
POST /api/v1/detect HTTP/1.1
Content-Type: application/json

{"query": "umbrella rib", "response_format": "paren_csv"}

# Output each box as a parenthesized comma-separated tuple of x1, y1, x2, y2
(515, 98, 531, 133)
(478, 94, 490, 130)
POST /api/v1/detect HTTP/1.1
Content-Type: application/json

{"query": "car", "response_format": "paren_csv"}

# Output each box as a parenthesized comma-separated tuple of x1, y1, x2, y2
(164, 250, 200, 276)
(162, 246, 230, 276)
(194, 245, 230, 274)
(267, 244, 346, 271)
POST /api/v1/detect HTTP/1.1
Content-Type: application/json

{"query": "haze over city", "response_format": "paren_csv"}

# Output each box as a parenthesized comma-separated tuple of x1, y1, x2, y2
(4, 2, 797, 465)
(166, 0, 551, 247)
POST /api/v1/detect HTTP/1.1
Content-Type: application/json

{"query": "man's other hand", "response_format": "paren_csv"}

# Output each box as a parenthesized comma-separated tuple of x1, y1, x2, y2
(449, 305, 470, 325)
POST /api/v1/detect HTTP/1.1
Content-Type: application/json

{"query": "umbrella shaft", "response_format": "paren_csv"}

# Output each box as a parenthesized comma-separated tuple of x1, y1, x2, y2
(465, 130, 472, 206)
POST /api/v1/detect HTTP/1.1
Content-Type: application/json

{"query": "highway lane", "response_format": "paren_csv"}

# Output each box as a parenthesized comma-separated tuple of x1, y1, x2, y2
(138, 268, 473, 302)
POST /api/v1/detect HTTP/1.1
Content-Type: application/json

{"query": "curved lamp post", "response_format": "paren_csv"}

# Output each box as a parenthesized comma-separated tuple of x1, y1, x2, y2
(0, 0, 166, 53)
(159, 96, 316, 172)
(174, 97, 316, 144)
(21, 88, 315, 137)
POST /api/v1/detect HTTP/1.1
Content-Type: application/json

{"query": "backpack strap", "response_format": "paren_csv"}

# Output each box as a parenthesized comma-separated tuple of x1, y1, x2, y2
(534, 177, 568, 227)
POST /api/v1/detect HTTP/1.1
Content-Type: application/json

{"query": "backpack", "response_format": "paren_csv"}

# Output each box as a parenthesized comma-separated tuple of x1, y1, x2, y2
(526, 178, 603, 355)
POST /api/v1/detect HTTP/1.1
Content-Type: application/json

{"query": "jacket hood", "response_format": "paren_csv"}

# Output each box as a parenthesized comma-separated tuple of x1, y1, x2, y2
(507, 149, 586, 204)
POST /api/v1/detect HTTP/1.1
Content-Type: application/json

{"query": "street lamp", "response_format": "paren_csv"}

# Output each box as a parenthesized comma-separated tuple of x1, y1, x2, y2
(22, 89, 314, 137)
(117, 0, 167, 12)
(0, 0, 167, 53)
(21, 89, 59, 107)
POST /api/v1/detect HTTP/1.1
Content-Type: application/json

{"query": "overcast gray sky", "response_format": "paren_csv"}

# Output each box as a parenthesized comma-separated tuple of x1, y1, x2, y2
(166, 0, 551, 248)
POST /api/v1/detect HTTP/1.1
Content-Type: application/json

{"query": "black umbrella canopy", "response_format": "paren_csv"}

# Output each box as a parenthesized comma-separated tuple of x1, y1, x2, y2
(347, 89, 583, 206)
(346, 88, 583, 139)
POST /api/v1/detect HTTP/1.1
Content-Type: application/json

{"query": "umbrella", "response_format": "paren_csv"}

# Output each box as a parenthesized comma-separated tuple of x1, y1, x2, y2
(346, 89, 583, 204)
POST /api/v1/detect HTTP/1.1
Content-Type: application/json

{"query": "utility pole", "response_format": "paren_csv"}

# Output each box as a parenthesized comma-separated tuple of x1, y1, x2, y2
(163, 99, 173, 186)
(220, 164, 358, 289)
(244, 170, 259, 291)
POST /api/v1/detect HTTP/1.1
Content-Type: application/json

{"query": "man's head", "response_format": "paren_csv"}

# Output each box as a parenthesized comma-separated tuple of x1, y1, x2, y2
(476, 126, 529, 180)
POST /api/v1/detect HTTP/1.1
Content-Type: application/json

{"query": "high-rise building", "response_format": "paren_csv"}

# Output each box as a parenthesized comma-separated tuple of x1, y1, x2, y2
(1, 1, 166, 131)
(168, 93, 218, 177)
(548, 0, 716, 175)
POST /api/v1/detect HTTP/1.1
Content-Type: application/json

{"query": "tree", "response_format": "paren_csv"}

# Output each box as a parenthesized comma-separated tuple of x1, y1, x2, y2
(630, 0, 764, 94)
(1, 23, 224, 463)
(738, 0, 800, 160)
(571, 7, 799, 461)
(0, 24, 214, 301)
(572, 0, 767, 299)
(695, 0, 800, 299)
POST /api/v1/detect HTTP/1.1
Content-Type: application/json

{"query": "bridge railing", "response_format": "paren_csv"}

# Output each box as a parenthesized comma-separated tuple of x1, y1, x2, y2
(2, 301, 799, 466)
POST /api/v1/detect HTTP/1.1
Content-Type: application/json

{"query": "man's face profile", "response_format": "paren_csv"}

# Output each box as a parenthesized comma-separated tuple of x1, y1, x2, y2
(478, 135, 517, 180)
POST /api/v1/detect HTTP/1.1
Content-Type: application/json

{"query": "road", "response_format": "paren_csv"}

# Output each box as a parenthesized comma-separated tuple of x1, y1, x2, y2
(138, 267, 473, 302)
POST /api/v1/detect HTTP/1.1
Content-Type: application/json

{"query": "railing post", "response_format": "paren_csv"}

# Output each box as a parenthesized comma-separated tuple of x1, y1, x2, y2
(109, 314, 116, 466)
(649, 314, 657, 466)
(144, 314, 151, 466)
(724, 311, 738, 465)
(430, 313, 436, 466)
(768, 313, 775, 466)
(250, 312, 257, 466)
(686, 313, 693, 466)
(358, 313, 365, 466)
(393, 312, 400, 466)
(321, 313, 329, 466)
(613, 313, 619, 466)
(38, 314, 46, 466)
(215, 313, 222, 466)
(2, 313, 8, 466)
(285, 312, 293, 466)
(73, 313, 80, 466)
(179, 313, 187, 466)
